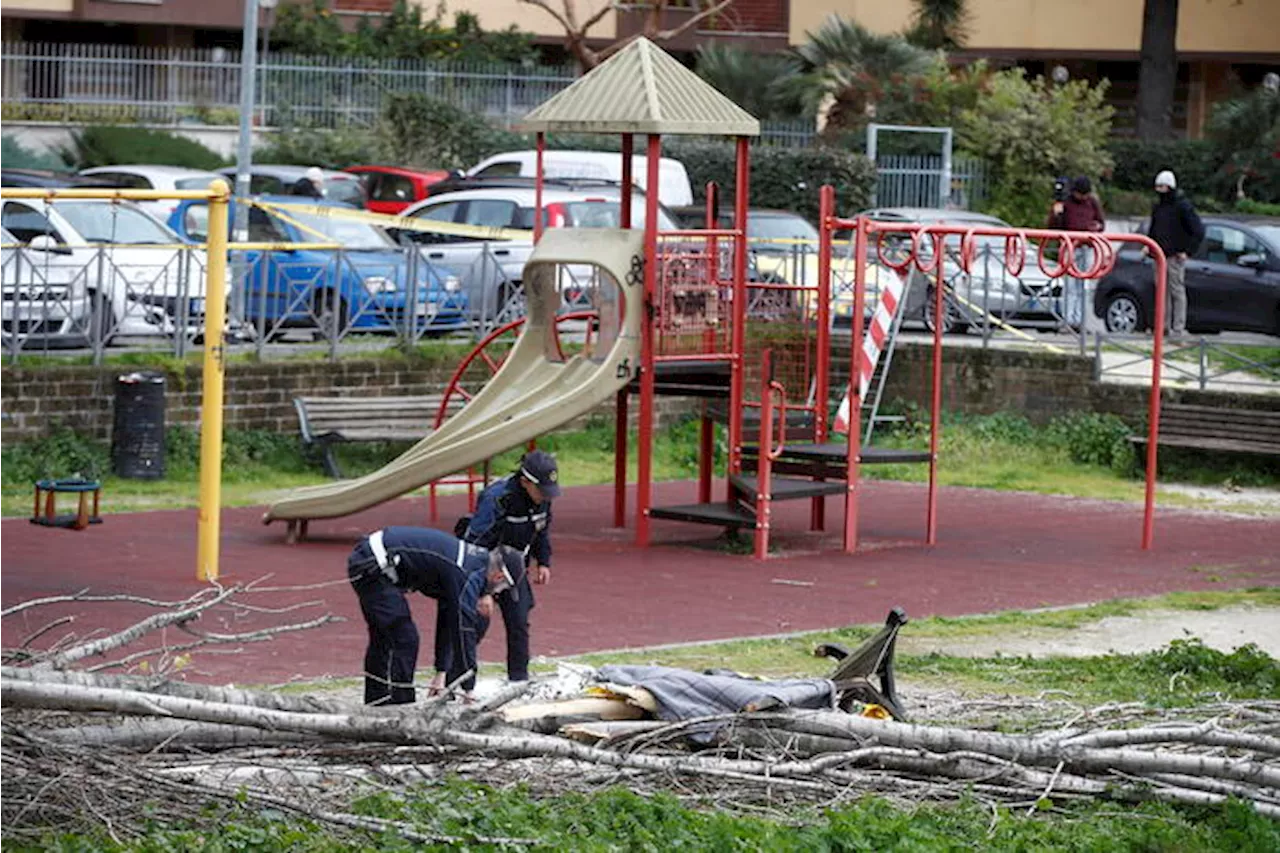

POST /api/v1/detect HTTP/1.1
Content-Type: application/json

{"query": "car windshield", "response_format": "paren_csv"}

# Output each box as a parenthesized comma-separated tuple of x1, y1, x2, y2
(748, 214, 819, 242)
(323, 178, 365, 206)
(1252, 225, 1280, 252)
(287, 209, 392, 249)
(57, 202, 175, 244)
(176, 176, 219, 190)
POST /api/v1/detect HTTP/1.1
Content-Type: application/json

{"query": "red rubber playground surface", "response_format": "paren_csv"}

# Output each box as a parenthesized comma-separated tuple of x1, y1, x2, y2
(3, 480, 1277, 686)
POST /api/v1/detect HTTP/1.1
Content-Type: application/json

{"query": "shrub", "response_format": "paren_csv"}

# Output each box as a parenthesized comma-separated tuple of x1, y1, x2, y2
(58, 126, 227, 171)
(1, 135, 62, 170)
(670, 140, 877, 223)
(1098, 186, 1152, 217)
(1106, 138, 1222, 197)
(253, 123, 383, 170)
(1045, 411, 1134, 474)
(958, 69, 1114, 227)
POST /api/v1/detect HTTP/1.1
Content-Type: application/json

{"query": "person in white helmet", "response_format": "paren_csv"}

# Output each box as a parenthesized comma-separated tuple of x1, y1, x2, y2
(290, 166, 326, 199)
(1148, 170, 1204, 339)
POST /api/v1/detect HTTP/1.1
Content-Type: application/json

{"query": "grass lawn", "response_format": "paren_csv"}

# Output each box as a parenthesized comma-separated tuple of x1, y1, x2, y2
(3, 408, 1278, 517)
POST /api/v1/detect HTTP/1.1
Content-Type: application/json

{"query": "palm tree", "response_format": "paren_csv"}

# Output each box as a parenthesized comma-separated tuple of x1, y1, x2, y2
(906, 0, 971, 50)
(789, 16, 935, 132)
(694, 43, 807, 122)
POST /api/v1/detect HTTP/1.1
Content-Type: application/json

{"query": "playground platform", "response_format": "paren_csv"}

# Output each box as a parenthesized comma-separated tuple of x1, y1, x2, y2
(3, 480, 1277, 686)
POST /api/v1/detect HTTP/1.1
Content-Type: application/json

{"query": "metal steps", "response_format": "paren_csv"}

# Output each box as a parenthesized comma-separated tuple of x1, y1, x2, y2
(647, 501, 758, 529)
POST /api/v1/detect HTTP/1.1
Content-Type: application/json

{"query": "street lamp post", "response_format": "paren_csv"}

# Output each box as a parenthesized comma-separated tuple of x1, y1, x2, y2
(233, 0, 261, 245)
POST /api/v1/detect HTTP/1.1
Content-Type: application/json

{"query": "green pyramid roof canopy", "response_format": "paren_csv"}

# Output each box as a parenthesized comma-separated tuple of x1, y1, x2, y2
(519, 37, 759, 137)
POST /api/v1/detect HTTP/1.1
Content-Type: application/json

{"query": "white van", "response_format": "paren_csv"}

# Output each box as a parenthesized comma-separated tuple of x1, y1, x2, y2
(466, 150, 694, 208)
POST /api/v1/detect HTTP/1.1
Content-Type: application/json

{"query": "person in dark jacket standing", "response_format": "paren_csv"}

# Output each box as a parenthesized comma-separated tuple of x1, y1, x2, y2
(435, 449, 560, 688)
(347, 525, 524, 705)
(1047, 176, 1106, 232)
(1148, 170, 1205, 338)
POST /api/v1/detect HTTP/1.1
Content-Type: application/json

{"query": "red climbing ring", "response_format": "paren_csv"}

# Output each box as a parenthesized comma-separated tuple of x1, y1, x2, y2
(958, 228, 980, 274)
(1037, 233, 1074, 279)
(1003, 231, 1027, 277)
(874, 230, 915, 273)
(434, 310, 600, 428)
(912, 228, 947, 275)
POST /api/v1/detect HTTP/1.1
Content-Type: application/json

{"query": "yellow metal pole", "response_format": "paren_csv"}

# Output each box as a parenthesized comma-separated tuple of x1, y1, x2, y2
(197, 179, 231, 582)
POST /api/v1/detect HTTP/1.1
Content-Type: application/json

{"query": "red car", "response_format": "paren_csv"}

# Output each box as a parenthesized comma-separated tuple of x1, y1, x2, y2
(344, 165, 452, 215)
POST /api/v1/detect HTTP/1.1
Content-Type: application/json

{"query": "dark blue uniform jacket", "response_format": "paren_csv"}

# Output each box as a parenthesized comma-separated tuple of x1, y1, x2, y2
(464, 475, 552, 570)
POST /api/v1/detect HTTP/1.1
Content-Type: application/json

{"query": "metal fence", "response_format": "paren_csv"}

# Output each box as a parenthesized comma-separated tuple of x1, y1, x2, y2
(874, 154, 988, 210)
(0, 42, 816, 147)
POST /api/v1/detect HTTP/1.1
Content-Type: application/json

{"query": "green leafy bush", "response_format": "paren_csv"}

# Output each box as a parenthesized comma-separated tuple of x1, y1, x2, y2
(1045, 411, 1133, 473)
(1, 135, 63, 170)
(1099, 186, 1154, 217)
(1, 427, 110, 484)
(1106, 138, 1222, 198)
(58, 126, 228, 171)
(253, 123, 383, 171)
(669, 140, 876, 223)
(1137, 638, 1280, 695)
(958, 69, 1114, 227)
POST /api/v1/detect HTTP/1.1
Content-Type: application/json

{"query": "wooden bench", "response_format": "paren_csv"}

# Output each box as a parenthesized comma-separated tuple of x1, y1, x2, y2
(1133, 404, 1280, 459)
(294, 395, 462, 478)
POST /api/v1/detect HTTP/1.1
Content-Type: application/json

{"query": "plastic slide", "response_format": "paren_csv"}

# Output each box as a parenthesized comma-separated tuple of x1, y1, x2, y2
(263, 228, 644, 525)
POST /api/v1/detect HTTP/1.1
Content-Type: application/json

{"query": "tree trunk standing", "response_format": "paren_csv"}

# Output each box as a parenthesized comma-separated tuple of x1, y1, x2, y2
(1137, 0, 1180, 140)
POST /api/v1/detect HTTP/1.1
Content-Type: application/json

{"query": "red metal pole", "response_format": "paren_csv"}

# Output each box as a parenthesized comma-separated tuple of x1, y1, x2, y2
(755, 349, 774, 559)
(620, 134, 633, 229)
(1143, 249, 1167, 550)
(812, 184, 834, 532)
(534, 133, 545, 244)
(635, 134, 662, 546)
(614, 388, 628, 527)
(699, 327, 715, 503)
(843, 214, 868, 554)
(926, 260, 944, 546)
(728, 137, 750, 480)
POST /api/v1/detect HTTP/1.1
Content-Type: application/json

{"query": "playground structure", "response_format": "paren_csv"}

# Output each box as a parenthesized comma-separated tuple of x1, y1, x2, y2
(264, 37, 1169, 558)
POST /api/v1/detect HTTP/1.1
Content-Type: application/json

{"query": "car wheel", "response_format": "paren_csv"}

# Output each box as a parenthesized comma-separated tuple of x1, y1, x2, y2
(922, 287, 967, 335)
(313, 292, 348, 339)
(1103, 291, 1144, 334)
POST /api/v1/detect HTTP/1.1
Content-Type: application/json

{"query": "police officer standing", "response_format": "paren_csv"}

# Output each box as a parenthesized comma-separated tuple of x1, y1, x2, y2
(347, 525, 524, 705)
(433, 449, 560, 689)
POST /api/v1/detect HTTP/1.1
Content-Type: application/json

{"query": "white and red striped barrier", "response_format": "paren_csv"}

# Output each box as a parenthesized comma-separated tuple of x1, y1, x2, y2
(833, 269, 907, 435)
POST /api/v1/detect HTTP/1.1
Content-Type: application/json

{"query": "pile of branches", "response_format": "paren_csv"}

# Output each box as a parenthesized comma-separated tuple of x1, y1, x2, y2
(3, 590, 1279, 846)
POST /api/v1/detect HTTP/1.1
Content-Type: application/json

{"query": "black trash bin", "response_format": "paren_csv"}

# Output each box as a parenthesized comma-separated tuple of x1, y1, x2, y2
(112, 371, 166, 479)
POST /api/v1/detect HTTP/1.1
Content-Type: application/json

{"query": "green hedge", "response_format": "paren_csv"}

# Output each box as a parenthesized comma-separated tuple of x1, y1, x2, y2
(58, 126, 228, 171)
(668, 141, 876, 224)
(1106, 139, 1222, 195)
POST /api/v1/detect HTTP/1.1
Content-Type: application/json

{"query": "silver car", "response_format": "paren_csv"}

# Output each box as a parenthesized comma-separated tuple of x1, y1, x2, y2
(2, 225, 94, 348)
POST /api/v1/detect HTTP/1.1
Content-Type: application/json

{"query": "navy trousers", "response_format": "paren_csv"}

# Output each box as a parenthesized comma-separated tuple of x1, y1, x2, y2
(349, 556, 419, 705)
(435, 571, 534, 682)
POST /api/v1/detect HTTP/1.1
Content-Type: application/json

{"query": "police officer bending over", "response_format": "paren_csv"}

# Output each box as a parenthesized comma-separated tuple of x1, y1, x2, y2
(433, 449, 560, 689)
(347, 525, 524, 705)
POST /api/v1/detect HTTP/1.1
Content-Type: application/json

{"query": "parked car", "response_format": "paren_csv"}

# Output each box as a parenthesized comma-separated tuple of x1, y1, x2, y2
(169, 196, 467, 337)
(2, 169, 113, 189)
(1093, 215, 1280, 336)
(466, 150, 694, 207)
(1, 197, 215, 343)
(860, 207, 1067, 333)
(344, 165, 453, 215)
(77, 165, 225, 222)
(217, 166, 366, 208)
(394, 179, 682, 319)
(1, 225, 94, 348)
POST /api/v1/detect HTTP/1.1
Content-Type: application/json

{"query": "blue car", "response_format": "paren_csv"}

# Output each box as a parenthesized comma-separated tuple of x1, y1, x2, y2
(169, 195, 467, 337)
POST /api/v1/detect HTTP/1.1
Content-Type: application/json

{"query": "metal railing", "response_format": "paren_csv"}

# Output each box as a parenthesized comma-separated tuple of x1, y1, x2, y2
(1, 41, 816, 147)
(1094, 333, 1280, 393)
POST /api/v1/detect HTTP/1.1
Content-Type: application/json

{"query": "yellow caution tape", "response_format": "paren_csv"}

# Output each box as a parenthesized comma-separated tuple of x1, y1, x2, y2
(945, 286, 1068, 355)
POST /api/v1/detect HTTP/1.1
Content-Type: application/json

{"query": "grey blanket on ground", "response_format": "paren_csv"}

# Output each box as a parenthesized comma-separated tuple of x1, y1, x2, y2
(596, 664, 837, 722)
